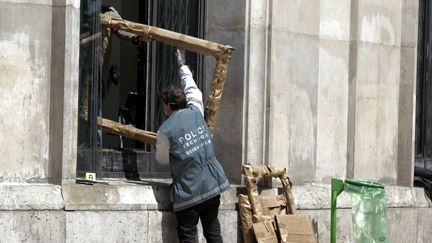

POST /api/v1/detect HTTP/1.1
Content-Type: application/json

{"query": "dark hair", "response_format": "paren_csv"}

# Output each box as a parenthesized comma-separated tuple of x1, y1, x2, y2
(160, 85, 187, 110)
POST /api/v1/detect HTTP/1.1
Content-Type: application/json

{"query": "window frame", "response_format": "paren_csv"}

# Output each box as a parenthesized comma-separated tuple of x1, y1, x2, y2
(77, 1, 234, 180)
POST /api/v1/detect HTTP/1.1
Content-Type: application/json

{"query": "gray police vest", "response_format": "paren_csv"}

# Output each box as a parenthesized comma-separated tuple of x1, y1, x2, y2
(159, 105, 230, 212)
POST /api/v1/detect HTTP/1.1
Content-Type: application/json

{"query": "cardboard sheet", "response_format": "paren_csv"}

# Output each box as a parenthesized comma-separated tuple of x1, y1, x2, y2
(275, 215, 317, 243)
(239, 194, 254, 243)
(252, 221, 278, 243)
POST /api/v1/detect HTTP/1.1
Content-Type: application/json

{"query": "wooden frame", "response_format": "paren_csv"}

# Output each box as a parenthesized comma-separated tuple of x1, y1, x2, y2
(98, 15, 234, 144)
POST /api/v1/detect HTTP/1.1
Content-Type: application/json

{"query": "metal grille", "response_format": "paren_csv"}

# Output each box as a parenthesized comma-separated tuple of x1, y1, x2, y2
(138, 0, 206, 136)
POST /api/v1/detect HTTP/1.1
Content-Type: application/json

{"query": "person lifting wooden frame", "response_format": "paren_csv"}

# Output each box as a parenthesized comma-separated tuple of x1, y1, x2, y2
(96, 14, 234, 144)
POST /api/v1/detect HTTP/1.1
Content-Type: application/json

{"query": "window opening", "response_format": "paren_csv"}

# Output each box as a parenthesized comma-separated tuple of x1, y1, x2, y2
(77, 0, 218, 180)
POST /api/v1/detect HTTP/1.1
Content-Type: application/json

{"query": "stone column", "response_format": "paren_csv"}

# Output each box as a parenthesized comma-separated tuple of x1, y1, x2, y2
(0, 0, 64, 215)
(349, 0, 402, 184)
(206, 0, 246, 183)
(316, 0, 351, 183)
(397, 0, 418, 186)
(0, 0, 53, 183)
(50, 0, 80, 184)
(244, 0, 270, 166)
(269, 0, 320, 183)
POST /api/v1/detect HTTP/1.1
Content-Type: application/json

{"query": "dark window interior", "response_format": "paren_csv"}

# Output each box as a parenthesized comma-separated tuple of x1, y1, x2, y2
(416, 0, 432, 171)
(77, 0, 206, 179)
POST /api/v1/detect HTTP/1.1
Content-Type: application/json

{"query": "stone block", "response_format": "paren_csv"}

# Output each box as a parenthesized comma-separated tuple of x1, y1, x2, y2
(5, 0, 51, 4)
(207, 0, 245, 29)
(219, 210, 240, 242)
(0, 184, 63, 210)
(354, 92, 398, 183)
(320, 0, 351, 41)
(288, 35, 319, 183)
(67, 0, 80, 8)
(401, 0, 419, 46)
(269, 31, 319, 183)
(380, 0, 402, 46)
(316, 40, 350, 182)
(292, 184, 332, 209)
(387, 208, 417, 243)
(356, 42, 380, 85)
(386, 186, 413, 207)
(61, 4, 80, 181)
(305, 209, 353, 243)
(400, 47, 416, 86)
(267, 30, 293, 170)
(0, 2, 52, 181)
(63, 183, 170, 211)
(357, 0, 402, 45)
(0, 211, 65, 243)
(245, 1, 269, 165)
(379, 45, 401, 85)
(354, 44, 399, 183)
(220, 187, 239, 210)
(249, 0, 269, 28)
(417, 208, 432, 242)
(357, 0, 382, 44)
(397, 47, 416, 186)
(148, 211, 178, 243)
(272, 0, 320, 36)
(411, 187, 431, 208)
(66, 211, 149, 243)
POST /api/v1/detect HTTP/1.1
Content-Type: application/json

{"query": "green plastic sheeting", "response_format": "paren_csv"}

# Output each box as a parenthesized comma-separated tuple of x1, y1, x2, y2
(331, 178, 389, 243)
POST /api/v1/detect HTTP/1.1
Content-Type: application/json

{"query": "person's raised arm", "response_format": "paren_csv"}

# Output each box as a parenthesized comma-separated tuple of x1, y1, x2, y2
(175, 49, 204, 116)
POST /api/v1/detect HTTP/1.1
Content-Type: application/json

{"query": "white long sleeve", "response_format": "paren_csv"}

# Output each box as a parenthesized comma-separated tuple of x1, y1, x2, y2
(155, 65, 203, 165)
(179, 65, 203, 116)
(155, 131, 170, 165)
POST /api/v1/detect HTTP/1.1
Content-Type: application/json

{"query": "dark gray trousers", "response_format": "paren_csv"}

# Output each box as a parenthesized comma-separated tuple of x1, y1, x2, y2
(175, 195, 223, 243)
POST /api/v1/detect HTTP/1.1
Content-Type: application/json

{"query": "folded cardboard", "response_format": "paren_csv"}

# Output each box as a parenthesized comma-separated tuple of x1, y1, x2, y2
(275, 214, 317, 243)
(253, 221, 278, 243)
(239, 194, 254, 243)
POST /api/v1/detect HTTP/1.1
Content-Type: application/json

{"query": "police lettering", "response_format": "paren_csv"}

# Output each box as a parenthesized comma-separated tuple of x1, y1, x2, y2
(178, 125, 206, 144)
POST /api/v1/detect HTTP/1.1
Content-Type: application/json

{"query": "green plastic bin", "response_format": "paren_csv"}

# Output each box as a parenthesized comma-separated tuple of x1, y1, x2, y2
(331, 178, 389, 243)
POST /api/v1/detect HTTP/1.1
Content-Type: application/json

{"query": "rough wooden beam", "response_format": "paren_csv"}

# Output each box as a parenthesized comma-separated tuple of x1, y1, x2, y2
(97, 117, 157, 144)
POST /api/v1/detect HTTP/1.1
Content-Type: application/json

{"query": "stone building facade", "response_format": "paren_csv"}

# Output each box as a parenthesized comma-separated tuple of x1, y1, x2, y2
(0, 0, 431, 242)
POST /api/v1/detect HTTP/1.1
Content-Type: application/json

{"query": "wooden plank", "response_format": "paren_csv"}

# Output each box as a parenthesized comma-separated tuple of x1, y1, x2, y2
(97, 117, 157, 144)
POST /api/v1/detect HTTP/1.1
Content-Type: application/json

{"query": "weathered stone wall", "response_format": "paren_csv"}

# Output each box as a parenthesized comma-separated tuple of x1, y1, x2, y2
(0, 0, 429, 242)
(0, 0, 79, 184)
(0, 184, 430, 242)
(0, 0, 52, 182)
(205, 0, 246, 184)
(239, 0, 418, 186)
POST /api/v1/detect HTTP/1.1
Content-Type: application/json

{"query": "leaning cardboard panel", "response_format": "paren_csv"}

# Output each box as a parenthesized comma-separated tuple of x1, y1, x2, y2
(252, 221, 279, 243)
(242, 165, 296, 220)
(239, 165, 295, 242)
(239, 194, 254, 243)
(275, 214, 317, 243)
(99, 15, 234, 139)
